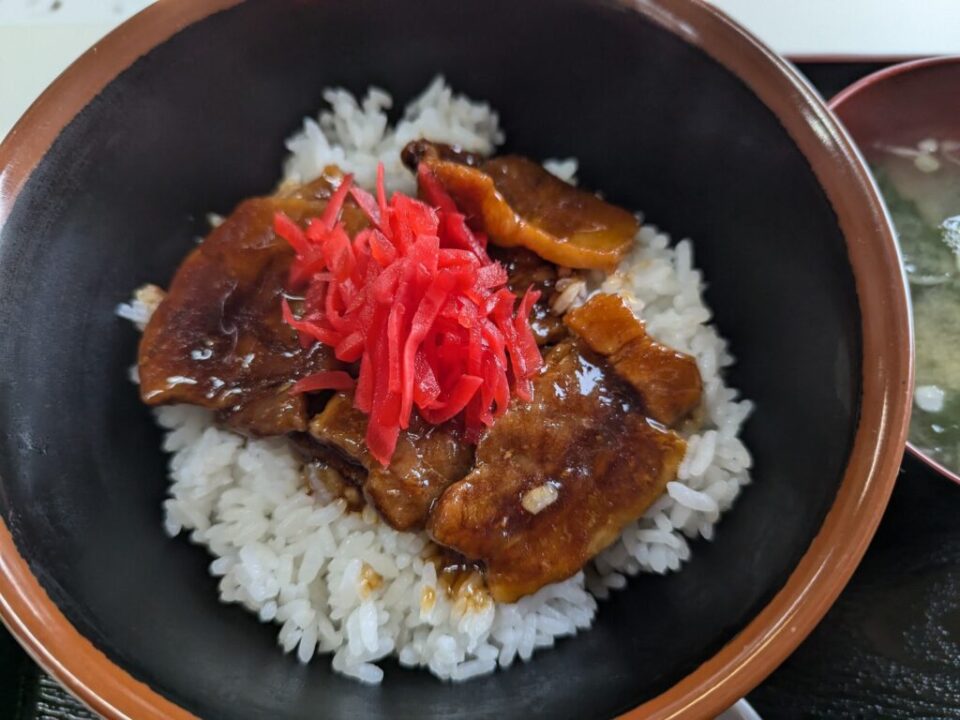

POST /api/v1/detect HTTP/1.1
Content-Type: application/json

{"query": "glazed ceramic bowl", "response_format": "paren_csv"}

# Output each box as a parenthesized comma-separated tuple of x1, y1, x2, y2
(0, 1, 911, 718)
(830, 56, 960, 485)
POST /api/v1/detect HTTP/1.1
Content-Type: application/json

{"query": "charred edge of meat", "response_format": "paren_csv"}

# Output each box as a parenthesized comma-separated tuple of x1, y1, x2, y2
(400, 139, 486, 171)
(289, 433, 366, 509)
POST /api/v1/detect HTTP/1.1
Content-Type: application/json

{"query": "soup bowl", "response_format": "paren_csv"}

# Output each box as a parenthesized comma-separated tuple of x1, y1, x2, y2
(831, 56, 960, 485)
(0, 1, 911, 718)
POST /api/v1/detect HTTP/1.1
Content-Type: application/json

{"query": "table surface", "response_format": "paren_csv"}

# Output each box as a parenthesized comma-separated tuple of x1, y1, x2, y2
(1, 50, 959, 720)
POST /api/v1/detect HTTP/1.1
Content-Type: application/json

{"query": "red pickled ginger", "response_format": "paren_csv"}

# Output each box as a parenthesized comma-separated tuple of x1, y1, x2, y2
(276, 164, 542, 465)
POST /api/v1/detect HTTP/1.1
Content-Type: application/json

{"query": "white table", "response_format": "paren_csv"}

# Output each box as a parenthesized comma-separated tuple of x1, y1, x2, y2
(0, 0, 151, 138)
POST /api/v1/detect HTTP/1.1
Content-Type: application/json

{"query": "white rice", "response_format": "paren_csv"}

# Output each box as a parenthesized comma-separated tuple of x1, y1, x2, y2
(283, 76, 503, 195)
(121, 78, 753, 683)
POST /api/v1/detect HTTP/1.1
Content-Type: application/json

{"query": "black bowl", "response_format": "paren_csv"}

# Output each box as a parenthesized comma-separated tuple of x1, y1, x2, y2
(0, 1, 911, 718)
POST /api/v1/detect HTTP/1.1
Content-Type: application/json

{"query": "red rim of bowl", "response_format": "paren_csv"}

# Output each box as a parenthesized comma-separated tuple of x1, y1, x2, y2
(829, 54, 960, 486)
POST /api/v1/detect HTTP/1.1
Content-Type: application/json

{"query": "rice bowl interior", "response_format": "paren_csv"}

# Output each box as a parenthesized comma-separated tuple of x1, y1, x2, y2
(118, 78, 754, 684)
